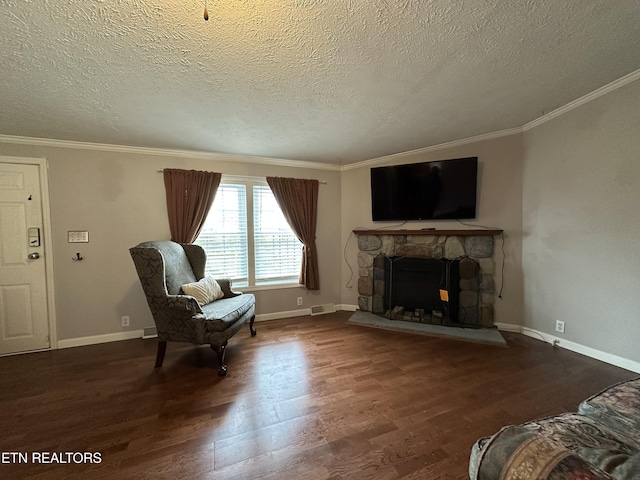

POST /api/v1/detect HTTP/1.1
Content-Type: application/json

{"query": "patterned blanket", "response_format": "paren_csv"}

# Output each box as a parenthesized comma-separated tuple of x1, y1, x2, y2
(470, 378, 640, 480)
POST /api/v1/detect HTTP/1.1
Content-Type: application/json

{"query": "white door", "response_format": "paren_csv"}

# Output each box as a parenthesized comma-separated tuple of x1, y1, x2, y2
(0, 162, 50, 354)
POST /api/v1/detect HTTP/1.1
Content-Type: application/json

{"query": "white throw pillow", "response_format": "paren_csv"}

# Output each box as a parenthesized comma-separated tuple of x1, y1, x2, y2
(181, 276, 224, 305)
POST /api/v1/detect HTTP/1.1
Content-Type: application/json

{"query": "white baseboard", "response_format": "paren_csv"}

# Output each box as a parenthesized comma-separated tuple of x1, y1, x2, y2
(57, 306, 360, 348)
(256, 308, 310, 321)
(337, 304, 358, 312)
(255, 304, 359, 322)
(57, 330, 144, 349)
(495, 322, 640, 374)
(56, 313, 640, 374)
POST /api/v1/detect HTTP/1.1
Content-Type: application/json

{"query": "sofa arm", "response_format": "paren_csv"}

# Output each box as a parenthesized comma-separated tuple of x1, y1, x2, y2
(472, 426, 617, 480)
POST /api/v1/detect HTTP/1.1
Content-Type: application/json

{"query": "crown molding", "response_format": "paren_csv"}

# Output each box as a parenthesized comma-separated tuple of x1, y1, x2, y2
(0, 134, 343, 172)
(342, 127, 523, 171)
(2, 70, 638, 171)
(522, 68, 640, 132)
(345, 69, 640, 171)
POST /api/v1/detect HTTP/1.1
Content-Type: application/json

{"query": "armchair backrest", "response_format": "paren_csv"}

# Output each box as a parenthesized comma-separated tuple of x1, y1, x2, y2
(129, 241, 206, 296)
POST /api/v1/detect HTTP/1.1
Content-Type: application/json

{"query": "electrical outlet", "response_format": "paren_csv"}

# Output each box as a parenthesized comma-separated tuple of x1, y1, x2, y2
(297, 297, 303, 306)
(555, 320, 565, 333)
(121, 316, 130, 327)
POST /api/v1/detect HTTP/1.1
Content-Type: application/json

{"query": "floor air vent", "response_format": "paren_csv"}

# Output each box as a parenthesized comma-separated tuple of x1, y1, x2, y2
(143, 326, 158, 339)
(310, 303, 336, 316)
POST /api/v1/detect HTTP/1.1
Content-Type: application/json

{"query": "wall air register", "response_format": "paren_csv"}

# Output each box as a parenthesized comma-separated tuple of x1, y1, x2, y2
(310, 304, 336, 316)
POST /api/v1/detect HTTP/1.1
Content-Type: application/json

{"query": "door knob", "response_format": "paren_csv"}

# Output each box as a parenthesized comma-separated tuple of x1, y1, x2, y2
(28, 252, 40, 260)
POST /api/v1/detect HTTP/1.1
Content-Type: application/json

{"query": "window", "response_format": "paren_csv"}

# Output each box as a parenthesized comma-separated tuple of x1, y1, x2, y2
(195, 177, 303, 287)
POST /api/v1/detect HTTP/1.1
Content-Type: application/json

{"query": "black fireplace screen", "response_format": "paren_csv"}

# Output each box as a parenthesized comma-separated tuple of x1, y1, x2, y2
(383, 256, 460, 323)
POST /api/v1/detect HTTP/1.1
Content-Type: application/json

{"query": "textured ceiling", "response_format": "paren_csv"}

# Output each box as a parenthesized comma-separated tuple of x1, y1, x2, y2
(1, 0, 639, 165)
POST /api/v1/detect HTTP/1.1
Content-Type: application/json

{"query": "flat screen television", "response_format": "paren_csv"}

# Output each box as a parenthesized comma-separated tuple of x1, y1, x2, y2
(371, 156, 478, 221)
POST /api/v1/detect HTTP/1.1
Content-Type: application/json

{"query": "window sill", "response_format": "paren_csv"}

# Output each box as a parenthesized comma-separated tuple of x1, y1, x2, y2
(235, 283, 304, 293)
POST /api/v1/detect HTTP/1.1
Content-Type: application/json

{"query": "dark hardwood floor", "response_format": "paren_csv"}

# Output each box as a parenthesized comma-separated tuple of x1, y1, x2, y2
(0, 311, 635, 479)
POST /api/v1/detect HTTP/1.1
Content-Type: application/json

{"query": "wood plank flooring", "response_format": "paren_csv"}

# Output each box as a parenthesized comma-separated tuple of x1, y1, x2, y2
(0, 311, 636, 479)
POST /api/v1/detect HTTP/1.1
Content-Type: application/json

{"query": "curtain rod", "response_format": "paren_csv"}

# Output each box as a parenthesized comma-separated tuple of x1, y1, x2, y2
(156, 169, 327, 184)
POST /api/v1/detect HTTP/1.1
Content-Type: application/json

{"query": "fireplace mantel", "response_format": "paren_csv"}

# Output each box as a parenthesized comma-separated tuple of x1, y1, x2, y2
(353, 229, 502, 236)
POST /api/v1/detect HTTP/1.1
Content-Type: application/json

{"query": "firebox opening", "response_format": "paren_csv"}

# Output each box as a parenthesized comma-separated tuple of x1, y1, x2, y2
(373, 255, 480, 327)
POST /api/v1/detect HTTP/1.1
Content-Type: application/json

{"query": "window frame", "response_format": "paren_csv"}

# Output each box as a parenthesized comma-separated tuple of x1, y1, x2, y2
(196, 174, 304, 291)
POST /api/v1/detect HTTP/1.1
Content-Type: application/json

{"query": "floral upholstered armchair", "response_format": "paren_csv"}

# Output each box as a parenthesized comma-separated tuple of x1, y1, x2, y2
(130, 240, 256, 376)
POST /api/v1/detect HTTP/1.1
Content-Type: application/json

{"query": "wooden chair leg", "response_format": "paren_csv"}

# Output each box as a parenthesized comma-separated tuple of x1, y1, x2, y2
(155, 340, 167, 368)
(249, 315, 257, 336)
(211, 341, 228, 377)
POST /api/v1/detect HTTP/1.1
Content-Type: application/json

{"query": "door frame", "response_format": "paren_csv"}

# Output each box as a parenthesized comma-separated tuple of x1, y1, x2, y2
(0, 155, 58, 351)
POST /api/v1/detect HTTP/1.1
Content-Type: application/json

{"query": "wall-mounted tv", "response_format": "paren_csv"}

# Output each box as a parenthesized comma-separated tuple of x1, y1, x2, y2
(371, 156, 478, 221)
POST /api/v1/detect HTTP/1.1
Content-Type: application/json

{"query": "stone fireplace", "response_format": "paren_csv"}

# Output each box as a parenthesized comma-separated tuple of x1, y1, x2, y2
(354, 229, 501, 328)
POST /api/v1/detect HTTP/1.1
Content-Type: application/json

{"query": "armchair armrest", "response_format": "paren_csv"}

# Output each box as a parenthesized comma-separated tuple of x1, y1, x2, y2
(151, 294, 207, 343)
(216, 278, 242, 298)
(165, 294, 203, 315)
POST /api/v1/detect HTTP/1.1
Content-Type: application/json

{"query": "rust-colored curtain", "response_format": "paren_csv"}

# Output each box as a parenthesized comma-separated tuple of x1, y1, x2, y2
(163, 169, 221, 244)
(266, 177, 320, 290)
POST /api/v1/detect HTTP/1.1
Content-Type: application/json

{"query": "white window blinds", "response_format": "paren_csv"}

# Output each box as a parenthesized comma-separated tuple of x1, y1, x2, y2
(253, 185, 303, 285)
(195, 179, 302, 287)
(196, 183, 248, 284)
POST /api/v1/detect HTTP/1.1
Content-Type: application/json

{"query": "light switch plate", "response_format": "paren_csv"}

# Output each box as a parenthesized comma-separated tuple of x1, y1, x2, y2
(68, 231, 89, 243)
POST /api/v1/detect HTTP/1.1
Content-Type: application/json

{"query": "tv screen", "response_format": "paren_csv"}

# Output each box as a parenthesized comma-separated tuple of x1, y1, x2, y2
(371, 157, 478, 221)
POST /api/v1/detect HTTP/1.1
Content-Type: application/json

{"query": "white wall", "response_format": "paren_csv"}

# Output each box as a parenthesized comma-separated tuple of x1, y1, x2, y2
(522, 79, 640, 363)
(0, 142, 342, 341)
(339, 134, 525, 327)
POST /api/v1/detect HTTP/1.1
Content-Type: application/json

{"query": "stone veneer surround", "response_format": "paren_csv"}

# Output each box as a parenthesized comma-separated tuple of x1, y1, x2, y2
(354, 230, 501, 327)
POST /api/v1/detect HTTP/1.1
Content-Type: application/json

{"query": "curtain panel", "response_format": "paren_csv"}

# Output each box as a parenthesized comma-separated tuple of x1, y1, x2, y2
(266, 177, 320, 290)
(163, 169, 221, 244)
